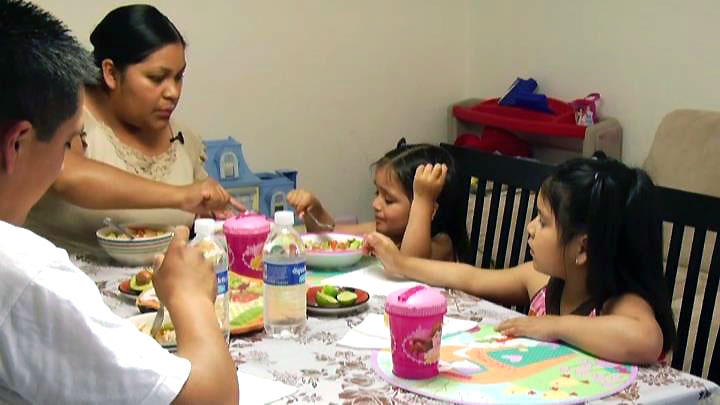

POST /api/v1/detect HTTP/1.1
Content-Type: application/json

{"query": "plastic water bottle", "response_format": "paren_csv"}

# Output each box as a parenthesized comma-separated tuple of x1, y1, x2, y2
(263, 211, 306, 338)
(191, 218, 230, 344)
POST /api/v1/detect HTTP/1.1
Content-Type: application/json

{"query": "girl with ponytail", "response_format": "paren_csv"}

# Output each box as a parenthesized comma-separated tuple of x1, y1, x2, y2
(365, 153, 676, 365)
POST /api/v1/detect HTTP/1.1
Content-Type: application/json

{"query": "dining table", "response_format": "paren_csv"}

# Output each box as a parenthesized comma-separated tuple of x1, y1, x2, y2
(73, 255, 720, 405)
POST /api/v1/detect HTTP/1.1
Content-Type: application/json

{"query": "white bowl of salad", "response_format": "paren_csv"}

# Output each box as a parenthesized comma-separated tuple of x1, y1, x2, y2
(96, 223, 173, 266)
(302, 233, 364, 268)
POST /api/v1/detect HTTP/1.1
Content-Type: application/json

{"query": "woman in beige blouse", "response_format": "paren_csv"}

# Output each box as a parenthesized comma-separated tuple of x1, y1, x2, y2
(26, 5, 241, 257)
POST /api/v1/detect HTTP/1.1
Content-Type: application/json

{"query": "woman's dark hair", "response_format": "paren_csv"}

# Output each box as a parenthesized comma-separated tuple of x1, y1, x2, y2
(90, 5, 185, 80)
(373, 138, 471, 262)
(540, 152, 676, 353)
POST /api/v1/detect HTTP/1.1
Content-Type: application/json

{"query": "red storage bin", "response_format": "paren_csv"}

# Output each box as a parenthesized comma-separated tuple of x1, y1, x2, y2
(452, 98, 586, 140)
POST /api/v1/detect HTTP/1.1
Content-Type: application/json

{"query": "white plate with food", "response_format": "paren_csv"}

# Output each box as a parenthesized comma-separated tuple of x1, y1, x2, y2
(302, 233, 364, 268)
(127, 312, 177, 348)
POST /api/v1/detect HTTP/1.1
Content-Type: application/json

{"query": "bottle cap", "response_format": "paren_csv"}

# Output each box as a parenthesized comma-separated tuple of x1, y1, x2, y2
(274, 210, 294, 226)
(194, 218, 216, 236)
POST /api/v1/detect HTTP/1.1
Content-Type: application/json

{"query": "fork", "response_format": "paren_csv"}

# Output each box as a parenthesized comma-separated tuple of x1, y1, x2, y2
(149, 302, 165, 338)
(304, 210, 335, 232)
(149, 258, 164, 338)
(103, 217, 135, 240)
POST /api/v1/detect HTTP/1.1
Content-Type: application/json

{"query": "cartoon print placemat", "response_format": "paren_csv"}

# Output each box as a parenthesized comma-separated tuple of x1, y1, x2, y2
(372, 324, 637, 404)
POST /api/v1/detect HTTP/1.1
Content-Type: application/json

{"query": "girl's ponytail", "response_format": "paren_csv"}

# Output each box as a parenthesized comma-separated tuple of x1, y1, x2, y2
(586, 169, 624, 304)
(542, 156, 676, 353)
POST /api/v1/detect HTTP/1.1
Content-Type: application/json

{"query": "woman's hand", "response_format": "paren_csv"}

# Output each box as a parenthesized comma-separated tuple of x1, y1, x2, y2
(495, 315, 561, 342)
(179, 178, 244, 216)
(364, 231, 406, 278)
(413, 163, 447, 203)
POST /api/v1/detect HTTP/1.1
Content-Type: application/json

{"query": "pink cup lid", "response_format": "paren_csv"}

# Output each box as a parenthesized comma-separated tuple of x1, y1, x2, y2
(223, 214, 271, 235)
(385, 285, 447, 317)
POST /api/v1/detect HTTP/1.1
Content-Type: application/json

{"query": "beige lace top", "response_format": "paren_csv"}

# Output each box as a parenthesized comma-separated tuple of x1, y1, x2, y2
(25, 108, 208, 257)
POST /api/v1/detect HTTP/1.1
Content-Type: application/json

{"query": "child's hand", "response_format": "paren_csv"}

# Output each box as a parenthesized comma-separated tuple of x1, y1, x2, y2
(413, 163, 448, 203)
(287, 189, 320, 218)
(364, 232, 405, 278)
(495, 316, 560, 342)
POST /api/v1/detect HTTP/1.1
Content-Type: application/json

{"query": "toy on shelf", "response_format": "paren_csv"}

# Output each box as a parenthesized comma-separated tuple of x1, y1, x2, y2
(448, 99, 622, 164)
(453, 97, 585, 140)
(203, 137, 297, 217)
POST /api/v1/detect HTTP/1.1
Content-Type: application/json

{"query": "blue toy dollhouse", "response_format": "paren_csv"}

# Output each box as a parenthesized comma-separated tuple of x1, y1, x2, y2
(203, 137, 296, 217)
(256, 170, 297, 217)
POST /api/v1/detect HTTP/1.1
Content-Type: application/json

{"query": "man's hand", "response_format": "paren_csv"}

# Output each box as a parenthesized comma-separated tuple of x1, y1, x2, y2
(413, 163, 447, 203)
(495, 316, 561, 342)
(153, 226, 216, 309)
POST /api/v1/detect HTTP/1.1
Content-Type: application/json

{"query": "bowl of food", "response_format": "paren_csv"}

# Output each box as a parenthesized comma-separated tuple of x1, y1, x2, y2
(96, 224, 174, 266)
(302, 233, 364, 268)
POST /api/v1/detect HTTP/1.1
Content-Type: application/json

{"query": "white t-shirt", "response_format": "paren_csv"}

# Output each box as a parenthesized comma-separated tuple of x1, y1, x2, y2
(0, 221, 190, 405)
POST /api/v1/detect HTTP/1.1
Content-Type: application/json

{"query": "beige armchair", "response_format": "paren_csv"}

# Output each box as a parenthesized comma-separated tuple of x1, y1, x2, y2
(643, 109, 720, 377)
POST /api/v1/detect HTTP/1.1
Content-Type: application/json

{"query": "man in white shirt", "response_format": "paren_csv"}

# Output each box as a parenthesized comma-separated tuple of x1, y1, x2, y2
(0, 1, 239, 404)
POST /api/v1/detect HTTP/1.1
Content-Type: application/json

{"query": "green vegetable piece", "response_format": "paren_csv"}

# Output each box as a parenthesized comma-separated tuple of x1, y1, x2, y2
(129, 274, 153, 292)
(228, 272, 241, 290)
(316, 292, 339, 307)
(337, 291, 357, 306)
(321, 285, 339, 298)
(230, 305, 263, 326)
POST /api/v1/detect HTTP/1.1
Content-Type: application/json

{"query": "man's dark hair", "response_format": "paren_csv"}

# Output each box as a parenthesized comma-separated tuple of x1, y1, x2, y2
(0, 0, 96, 141)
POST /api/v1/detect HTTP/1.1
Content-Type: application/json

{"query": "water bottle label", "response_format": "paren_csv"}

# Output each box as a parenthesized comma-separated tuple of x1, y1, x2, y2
(216, 269, 229, 295)
(264, 262, 306, 286)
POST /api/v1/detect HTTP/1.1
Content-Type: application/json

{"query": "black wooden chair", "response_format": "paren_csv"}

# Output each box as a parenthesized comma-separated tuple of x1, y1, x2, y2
(441, 144, 554, 270)
(655, 186, 720, 383)
(442, 143, 720, 383)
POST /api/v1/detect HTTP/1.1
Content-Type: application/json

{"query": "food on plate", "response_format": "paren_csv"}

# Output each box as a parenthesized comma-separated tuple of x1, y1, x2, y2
(137, 319, 176, 346)
(119, 267, 154, 296)
(336, 291, 357, 306)
(228, 273, 263, 327)
(103, 226, 171, 240)
(304, 238, 362, 252)
(321, 285, 338, 297)
(229, 296, 263, 327)
(316, 292, 338, 307)
(229, 272, 263, 295)
(136, 271, 264, 343)
(315, 285, 358, 308)
(129, 268, 153, 293)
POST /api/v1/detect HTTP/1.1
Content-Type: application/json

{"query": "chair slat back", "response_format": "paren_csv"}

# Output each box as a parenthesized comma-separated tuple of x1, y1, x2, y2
(445, 144, 720, 382)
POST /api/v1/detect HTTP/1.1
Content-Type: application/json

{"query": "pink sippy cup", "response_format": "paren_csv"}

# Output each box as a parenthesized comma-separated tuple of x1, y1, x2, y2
(385, 285, 447, 379)
(223, 214, 271, 279)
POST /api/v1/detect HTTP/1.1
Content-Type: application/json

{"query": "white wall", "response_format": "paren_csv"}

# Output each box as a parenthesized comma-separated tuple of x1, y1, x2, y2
(36, 0, 471, 222)
(34, 0, 720, 220)
(467, 0, 720, 166)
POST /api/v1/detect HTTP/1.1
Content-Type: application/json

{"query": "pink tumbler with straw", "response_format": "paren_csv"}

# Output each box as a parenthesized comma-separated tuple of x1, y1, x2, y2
(223, 214, 271, 279)
(385, 285, 447, 379)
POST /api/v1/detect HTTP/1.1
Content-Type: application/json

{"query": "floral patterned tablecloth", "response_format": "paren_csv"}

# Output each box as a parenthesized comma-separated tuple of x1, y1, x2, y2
(74, 256, 719, 405)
